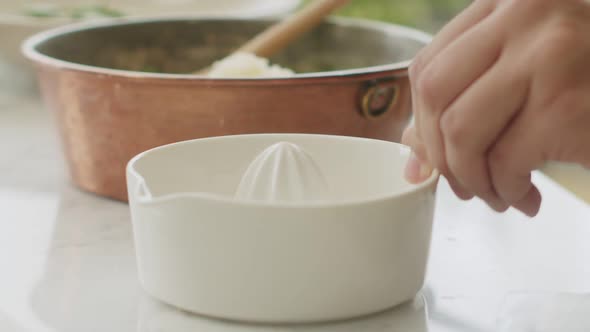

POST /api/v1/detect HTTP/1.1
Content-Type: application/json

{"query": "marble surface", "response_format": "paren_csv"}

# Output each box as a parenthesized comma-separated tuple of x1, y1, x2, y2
(1, 90, 589, 332)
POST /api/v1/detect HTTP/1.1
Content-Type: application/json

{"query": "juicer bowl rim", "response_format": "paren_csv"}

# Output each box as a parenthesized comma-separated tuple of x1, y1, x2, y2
(126, 133, 439, 208)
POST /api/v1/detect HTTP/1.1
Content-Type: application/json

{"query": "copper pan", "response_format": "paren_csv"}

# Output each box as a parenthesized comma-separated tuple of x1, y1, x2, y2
(23, 17, 431, 201)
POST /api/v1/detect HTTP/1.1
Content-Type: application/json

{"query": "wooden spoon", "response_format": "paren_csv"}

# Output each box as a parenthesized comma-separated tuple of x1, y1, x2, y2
(193, 0, 350, 75)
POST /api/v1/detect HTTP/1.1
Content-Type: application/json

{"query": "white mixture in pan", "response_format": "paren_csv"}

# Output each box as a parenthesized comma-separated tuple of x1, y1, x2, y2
(207, 52, 295, 78)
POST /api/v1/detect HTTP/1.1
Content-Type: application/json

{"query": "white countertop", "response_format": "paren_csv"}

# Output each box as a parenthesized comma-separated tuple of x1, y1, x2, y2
(1, 90, 589, 332)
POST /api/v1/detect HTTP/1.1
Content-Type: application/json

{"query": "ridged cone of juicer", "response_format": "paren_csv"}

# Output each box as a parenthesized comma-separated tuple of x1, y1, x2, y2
(234, 142, 329, 202)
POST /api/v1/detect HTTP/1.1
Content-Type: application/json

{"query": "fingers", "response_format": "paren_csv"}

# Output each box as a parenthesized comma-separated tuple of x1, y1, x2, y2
(417, 15, 505, 125)
(402, 126, 432, 184)
(439, 54, 529, 212)
(402, 126, 473, 199)
(411, 13, 506, 207)
(406, 0, 544, 214)
(512, 186, 542, 218)
(402, 125, 427, 161)
(411, 0, 497, 73)
(405, 153, 434, 184)
(404, 0, 590, 217)
(488, 111, 546, 217)
(409, 0, 497, 164)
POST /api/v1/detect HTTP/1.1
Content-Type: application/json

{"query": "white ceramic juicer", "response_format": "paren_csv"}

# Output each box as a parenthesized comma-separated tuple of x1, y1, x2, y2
(126, 134, 439, 323)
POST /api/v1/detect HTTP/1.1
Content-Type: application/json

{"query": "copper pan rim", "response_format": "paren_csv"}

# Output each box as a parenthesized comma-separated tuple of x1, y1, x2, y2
(22, 15, 432, 82)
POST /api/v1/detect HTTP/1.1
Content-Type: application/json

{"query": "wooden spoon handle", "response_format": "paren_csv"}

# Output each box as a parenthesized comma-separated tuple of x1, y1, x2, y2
(237, 0, 350, 58)
(194, 0, 349, 75)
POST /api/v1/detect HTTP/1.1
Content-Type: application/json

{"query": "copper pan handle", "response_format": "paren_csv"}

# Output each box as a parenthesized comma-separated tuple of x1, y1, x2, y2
(359, 77, 400, 119)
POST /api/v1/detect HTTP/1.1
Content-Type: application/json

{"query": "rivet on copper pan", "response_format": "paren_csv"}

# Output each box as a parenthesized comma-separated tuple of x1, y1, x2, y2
(360, 79, 400, 119)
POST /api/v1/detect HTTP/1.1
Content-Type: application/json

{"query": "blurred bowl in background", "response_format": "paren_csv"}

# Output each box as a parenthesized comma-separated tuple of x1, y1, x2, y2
(0, 0, 301, 92)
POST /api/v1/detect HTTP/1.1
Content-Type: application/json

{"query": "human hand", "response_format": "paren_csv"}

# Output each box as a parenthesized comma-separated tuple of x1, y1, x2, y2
(403, 0, 590, 216)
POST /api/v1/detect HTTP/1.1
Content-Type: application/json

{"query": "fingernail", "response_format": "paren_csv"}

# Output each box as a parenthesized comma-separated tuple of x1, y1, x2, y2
(522, 205, 540, 218)
(487, 199, 509, 213)
(519, 188, 542, 218)
(448, 179, 474, 201)
(405, 152, 433, 184)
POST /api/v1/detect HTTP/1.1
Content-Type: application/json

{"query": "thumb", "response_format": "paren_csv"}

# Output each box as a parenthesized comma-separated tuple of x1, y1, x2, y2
(405, 152, 433, 184)
(402, 126, 433, 183)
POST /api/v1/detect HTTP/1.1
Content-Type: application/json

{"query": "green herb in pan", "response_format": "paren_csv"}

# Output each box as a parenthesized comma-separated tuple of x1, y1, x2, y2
(140, 65, 162, 73)
(22, 4, 61, 18)
(70, 5, 124, 19)
(22, 4, 124, 19)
